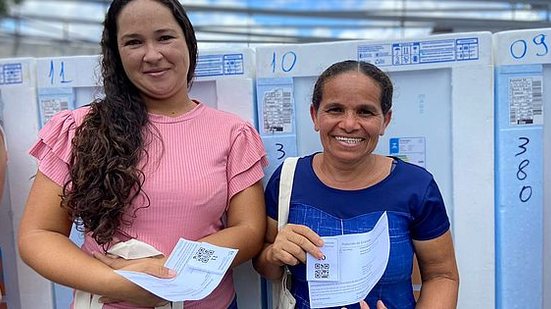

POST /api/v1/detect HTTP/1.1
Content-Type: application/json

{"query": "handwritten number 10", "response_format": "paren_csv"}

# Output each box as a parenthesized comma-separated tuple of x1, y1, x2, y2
(271, 51, 297, 73)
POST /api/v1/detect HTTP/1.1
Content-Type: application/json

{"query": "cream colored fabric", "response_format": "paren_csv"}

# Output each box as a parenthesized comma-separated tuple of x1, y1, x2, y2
(73, 239, 183, 309)
(271, 157, 298, 309)
(107, 239, 163, 259)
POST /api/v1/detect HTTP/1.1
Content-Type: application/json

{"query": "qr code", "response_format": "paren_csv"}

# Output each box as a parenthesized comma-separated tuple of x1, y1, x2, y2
(314, 263, 330, 279)
(192, 247, 215, 263)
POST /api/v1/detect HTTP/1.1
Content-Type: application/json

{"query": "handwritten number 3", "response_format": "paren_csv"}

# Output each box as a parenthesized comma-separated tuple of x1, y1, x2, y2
(275, 143, 286, 160)
(515, 137, 529, 156)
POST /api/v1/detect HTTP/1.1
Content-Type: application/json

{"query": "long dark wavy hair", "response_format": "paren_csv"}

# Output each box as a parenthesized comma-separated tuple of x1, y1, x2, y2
(61, 0, 198, 246)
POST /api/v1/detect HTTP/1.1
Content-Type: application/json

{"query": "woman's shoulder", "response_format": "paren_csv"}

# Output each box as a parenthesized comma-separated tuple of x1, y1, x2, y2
(199, 104, 251, 126)
(391, 157, 436, 183)
(269, 154, 315, 182)
(71, 105, 92, 124)
(32, 106, 92, 160)
(45, 105, 91, 129)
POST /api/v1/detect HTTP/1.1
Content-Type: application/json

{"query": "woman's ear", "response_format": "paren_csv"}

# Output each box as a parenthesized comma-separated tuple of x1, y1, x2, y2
(310, 104, 319, 132)
(380, 110, 392, 136)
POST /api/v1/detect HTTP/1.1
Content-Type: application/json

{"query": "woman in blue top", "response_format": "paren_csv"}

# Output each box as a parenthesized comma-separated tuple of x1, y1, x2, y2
(254, 60, 459, 309)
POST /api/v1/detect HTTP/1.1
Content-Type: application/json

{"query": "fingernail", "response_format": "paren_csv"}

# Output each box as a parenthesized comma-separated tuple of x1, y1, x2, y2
(168, 269, 177, 276)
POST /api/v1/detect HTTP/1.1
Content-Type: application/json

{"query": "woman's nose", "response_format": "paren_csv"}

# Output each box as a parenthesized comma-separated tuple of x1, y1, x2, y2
(339, 112, 360, 131)
(143, 43, 163, 62)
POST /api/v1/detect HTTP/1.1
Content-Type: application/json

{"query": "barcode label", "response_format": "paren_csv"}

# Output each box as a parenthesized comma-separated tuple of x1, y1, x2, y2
(40, 97, 70, 125)
(262, 87, 293, 134)
(509, 76, 544, 126)
(532, 79, 543, 117)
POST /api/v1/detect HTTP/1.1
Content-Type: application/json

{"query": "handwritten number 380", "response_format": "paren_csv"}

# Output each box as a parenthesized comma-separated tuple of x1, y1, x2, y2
(515, 137, 532, 203)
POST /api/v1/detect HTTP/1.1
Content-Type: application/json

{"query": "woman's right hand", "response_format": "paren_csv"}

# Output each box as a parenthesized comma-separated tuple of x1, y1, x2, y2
(94, 253, 175, 306)
(268, 223, 325, 266)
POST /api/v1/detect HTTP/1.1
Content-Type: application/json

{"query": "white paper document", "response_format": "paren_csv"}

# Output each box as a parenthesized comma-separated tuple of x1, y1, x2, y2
(306, 212, 390, 308)
(115, 238, 238, 302)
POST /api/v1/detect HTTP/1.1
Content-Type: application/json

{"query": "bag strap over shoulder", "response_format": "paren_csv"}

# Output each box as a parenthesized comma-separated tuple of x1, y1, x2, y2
(277, 157, 299, 231)
(274, 157, 299, 309)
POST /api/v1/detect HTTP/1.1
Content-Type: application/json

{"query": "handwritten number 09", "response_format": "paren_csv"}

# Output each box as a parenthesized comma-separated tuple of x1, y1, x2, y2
(510, 33, 548, 59)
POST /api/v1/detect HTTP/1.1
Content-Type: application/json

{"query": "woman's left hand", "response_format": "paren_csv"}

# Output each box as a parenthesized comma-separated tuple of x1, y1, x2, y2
(93, 252, 173, 305)
(93, 251, 168, 270)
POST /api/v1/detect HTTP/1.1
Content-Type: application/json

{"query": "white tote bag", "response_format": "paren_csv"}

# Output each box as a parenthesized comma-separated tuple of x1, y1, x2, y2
(74, 239, 183, 309)
(271, 157, 299, 309)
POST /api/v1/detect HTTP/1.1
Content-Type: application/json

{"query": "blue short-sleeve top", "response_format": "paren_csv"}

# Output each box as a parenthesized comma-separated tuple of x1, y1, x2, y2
(265, 154, 450, 309)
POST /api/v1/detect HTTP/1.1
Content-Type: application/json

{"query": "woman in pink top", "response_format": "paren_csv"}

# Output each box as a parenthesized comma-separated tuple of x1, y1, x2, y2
(18, 0, 267, 308)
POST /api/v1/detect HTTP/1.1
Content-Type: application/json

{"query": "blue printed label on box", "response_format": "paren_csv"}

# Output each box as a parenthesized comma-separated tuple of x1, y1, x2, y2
(0, 63, 23, 85)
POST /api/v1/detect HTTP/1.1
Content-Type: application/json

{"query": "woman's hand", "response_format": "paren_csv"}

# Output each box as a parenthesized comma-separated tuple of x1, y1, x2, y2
(341, 300, 387, 309)
(93, 252, 169, 271)
(268, 223, 324, 266)
(93, 252, 174, 306)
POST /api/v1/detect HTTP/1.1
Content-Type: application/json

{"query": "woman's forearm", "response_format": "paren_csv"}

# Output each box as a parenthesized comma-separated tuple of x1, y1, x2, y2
(200, 182, 266, 267)
(18, 229, 129, 298)
(416, 276, 459, 308)
(200, 223, 265, 267)
(253, 243, 284, 280)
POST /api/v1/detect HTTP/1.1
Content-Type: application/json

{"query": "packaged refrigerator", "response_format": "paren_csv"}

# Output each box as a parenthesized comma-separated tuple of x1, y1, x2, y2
(494, 28, 550, 309)
(0, 57, 38, 309)
(3, 48, 262, 309)
(255, 32, 494, 309)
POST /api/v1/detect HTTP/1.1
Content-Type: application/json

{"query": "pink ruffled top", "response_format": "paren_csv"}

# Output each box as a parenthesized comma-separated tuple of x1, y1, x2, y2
(29, 103, 267, 309)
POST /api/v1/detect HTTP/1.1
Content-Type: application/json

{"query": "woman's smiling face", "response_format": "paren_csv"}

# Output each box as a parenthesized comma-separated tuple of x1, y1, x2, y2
(116, 0, 190, 104)
(311, 70, 392, 164)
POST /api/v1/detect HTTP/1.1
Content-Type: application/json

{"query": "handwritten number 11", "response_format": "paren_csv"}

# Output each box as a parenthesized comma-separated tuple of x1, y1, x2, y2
(49, 60, 73, 85)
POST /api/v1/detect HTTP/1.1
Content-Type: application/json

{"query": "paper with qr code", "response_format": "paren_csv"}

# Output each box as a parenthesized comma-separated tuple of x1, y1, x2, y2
(306, 238, 340, 281)
(306, 212, 390, 308)
(115, 238, 238, 301)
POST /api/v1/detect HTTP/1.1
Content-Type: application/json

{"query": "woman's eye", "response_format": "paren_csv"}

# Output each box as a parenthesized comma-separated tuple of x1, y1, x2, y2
(159, 35, 174, 41)
(358, 109, 374, 116)
(326, 107, 342, 113)
(124, 39, 141, 46)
